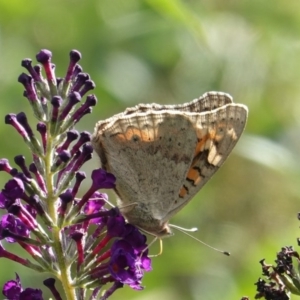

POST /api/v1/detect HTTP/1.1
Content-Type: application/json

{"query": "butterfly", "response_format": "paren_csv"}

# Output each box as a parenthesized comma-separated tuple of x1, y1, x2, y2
(92, 92, 248, 238)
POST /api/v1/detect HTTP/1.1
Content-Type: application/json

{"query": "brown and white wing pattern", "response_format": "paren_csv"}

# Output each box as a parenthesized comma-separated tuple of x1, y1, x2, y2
(161, 103, 248, 223)
(92, 92, 248, 237)
(93, 111, 198, 234)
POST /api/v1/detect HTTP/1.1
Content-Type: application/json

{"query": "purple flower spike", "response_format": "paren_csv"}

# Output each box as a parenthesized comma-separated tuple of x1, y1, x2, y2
(1, 49, 152, 299)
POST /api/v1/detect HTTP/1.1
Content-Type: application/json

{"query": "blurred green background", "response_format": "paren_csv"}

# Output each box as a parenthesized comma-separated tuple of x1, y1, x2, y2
(1, 0, 300, 299)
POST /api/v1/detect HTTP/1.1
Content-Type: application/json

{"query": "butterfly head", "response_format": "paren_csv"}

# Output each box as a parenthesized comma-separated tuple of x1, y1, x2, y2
(117, 202, 174, 239)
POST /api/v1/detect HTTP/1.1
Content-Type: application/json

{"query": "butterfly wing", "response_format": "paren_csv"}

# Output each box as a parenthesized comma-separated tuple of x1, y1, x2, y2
(161, 103, 248, 222)
(92, 92, 248, 236)
(121, 91, 233, 115)
(93, 111, 199, 229)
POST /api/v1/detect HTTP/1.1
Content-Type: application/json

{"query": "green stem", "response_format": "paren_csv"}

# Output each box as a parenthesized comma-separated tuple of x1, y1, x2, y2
(52, 227, 77, 300)
(44, 125, 77, 299)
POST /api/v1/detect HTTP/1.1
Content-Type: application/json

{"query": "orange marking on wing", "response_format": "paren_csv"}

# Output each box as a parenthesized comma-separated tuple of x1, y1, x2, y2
(187, 167, 202, 185)
(187, 168, 199, 181)
(194, 131, 216, 156)
(116, 128, 154, 142)
(179, 186, 188, 198)
(125, 128, 148, 141)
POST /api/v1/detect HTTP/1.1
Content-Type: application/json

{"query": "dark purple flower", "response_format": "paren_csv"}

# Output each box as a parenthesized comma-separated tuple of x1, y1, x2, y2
(0, 214, 30, 243)
(91, 169, 116, 190)
(2, 274, 43, 300)
(122, 224, 147, 251)
(2, 273, 22, 300)
(106, 215, 126, 238)
(109, 240, 144, 290)
(83, 193, 107, 215)
(73, 169, 115, 214)
(19, 288, 43, 300)
(2, 178, 25, 204)
(0, 193, 7, 209)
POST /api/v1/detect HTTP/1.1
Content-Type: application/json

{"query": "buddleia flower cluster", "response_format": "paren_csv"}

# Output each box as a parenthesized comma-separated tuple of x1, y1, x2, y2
(253, 245, 300, 300)
(241, 214, 300, 300)
(0, 49, 151, 300)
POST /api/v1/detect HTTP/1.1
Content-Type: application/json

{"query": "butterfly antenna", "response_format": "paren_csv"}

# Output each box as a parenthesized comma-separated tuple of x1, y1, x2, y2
(169, 224, 230, 256)
(101, 198, 115, 208)
(117, 202, 138, 210)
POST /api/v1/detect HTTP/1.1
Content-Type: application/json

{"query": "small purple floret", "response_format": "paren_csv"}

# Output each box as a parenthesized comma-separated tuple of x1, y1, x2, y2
(91, 169, 116, 190)
(2, 274, 43, 300)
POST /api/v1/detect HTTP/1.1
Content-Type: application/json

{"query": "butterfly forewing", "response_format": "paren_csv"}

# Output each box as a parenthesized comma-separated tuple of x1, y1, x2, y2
(162, 104, 248, 221)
